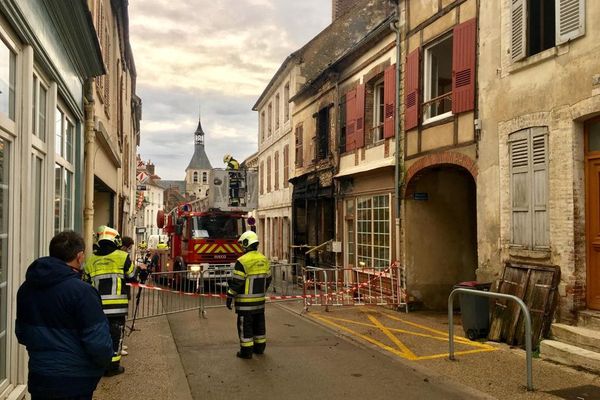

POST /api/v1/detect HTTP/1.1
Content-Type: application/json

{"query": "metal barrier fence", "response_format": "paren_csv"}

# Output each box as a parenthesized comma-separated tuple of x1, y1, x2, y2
(302, 262, 407, 311)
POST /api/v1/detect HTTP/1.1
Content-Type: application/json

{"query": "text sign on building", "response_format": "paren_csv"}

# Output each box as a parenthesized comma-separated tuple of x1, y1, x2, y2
(413, 192, 429, 201)
(137, 185, 147, 191)
(136, 227, 146, 234)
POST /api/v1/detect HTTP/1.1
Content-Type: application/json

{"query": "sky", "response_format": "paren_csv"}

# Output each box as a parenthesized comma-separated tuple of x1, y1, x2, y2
(129, 1, 331, 180)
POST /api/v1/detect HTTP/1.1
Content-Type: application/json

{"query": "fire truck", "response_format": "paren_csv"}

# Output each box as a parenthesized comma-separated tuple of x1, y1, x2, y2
(155, 167, 257, 287)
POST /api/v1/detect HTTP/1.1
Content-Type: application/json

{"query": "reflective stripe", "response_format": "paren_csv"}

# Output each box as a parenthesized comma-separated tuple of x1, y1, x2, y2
(102, 298, 128, 305)
(227, 288, 237, 296)
(240, 341, 254, 347)
(102, 294, 129, 300)
(254, 338, 266, 344)
(104, 308, 129, 315)
(112, 354, 122, 362)
(231, 273, 245, 281)
(235, 305, 265, 311)
(237, 293, 265, 299)
(236, 297, 266, 303)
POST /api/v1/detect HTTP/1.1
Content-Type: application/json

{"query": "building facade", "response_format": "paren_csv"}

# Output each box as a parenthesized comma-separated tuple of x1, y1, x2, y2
(478, 0, 597, 323)
(85, 0, 140, 253)
(0, 1, 104, 397)
(254, 56, 298, 261)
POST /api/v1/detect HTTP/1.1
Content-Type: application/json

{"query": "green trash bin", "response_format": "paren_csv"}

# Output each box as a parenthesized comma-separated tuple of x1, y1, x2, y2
(454, 281, 492, 341)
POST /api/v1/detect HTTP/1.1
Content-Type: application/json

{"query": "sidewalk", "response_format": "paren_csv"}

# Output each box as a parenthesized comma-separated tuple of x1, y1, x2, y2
(94, 315, 193, 400)
(286, 303, 600, 400)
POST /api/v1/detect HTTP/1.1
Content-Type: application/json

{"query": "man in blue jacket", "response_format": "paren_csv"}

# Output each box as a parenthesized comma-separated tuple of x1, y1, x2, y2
(16, 231, 113, 400)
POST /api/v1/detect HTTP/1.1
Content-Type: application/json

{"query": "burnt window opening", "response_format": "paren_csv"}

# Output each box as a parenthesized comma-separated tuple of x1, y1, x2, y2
(339, 95, 347, 153)
(528, 0, 555, 57)
(316, 107, 330, 160)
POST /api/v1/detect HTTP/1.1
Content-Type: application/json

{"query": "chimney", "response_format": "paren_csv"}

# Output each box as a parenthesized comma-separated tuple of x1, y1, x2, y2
(332, 0, 360, 21)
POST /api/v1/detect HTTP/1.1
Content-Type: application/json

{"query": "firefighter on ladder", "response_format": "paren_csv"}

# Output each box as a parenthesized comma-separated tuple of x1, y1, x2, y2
(223, 154, 241, 206)
(84, 226, 136, 376)
(226, 231, 271, 359)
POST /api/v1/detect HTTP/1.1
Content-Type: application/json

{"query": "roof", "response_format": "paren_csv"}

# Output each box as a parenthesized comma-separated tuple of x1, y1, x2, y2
(158, 180, 186, 193)
(294, 0, 395, 99)
(186, 118, 213, 171)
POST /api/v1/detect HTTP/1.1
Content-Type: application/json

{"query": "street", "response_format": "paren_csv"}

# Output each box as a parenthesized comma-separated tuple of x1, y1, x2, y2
(166, 305, 487, 400)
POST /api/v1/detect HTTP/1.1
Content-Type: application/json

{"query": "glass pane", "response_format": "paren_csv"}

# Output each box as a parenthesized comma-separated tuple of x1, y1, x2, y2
(66, 120, 74, 163)
(0, 138, 9, 382)
(54, 164, 62, 233)
(588, 121, 600, 152)
(63, 170, 72, 230)
(55, 108, 63, 157)
(0, 43, 16, 120)
(33, 155, 43, 259)
(38, 85, 47, 142)
(32, 77, 37, 135)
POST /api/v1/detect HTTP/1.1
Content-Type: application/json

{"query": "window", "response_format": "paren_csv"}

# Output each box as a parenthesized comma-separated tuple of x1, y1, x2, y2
(261, 111, 265, 142)
(54, 105, 76, 233)
(295, 123, 303, 167)
(509, 127, 548, 248)
(423, 34, 453, 122)
(373, 80, 385, 142)
(0, 40, 16, 120)
(284, 83, 290, 122)
(266, 156, 272, 193)
(267, 103, 272, 137)
(283, 145, 289, 188)
(0, 139, 10, 383)
(260, 161, 264, 194)
(511, 0, 585, 61)
(32, 154, 44, 259)
(193, 171, 198, 183)
(316, 107, 330, 160)
(339, 95, 347, 152)
(202, 172, 207, 184)
(275, 94, 280, 130)
(274, 151, 279, 191)
(356, 195, 390, 269)
(345, 199, 355, 266)
(32, 75, 48, 142)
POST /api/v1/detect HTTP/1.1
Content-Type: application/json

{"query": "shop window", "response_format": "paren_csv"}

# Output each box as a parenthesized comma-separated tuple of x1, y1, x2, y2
(356, 195, 390, 269)
(0, 138, 9, 383)
(345, 199, 355, 266)
(32, 75, 48, 142)
(0, 42, 15, 121)
(54, 104, 75, 233)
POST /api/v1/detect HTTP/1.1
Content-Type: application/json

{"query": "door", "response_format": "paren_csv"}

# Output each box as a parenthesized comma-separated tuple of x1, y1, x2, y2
(585, 118, 600, 310)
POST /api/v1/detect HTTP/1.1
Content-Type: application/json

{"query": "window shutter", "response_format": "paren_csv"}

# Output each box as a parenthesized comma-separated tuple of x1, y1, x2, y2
(283, 145, 289, 188)
(383, 64, 396, 139)
(511, 0, 527, 62)
(509, 130, 531, 247)
(404, 49, 420, 130)
(260, 161, 264, 194)
(531, 128, 548, 247)
(274, 151, 279, 191)
(267, 156, 271, 193)
(345, 88, 357, 152)
(452, 18, 476, 114)
(295, 125, 303, 167)
(355, 83, 366, 148)
(556, 0, 585, 45)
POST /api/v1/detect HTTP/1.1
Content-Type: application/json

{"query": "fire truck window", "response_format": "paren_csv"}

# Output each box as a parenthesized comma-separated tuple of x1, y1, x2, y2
(182, 218, 190, 241)
(192, 216, 242, 239)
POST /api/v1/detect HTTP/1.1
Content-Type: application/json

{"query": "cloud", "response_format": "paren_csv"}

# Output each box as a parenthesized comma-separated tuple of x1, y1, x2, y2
(129, 1, 330, 179)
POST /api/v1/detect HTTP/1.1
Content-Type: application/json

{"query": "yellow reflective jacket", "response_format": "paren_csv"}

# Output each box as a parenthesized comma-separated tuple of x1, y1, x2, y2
(85, 249, 134, 316)
(227, 250, 271, 313)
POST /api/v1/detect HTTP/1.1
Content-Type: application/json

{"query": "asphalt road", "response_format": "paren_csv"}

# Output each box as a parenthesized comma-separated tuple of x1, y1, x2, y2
(167, 304, 490, 400)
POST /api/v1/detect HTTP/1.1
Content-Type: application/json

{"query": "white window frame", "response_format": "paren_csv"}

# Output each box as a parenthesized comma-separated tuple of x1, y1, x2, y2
(423, 33, 453, 124)
(54, 100, 76, 233)
(354, 194, 391, 270)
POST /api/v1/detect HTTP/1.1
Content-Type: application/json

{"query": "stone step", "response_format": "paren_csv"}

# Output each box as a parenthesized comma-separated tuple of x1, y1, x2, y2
(579, 310, 600, 330)
(551, 323, 600, 353)
(540, 340, 600, 374)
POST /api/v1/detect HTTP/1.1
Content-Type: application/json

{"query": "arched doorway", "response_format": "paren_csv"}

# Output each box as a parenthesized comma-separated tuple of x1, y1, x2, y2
(405, 164, 477, 309)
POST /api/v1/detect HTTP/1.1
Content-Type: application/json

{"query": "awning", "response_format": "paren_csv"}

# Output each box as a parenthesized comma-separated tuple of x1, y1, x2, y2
(334, 157, 395, 178)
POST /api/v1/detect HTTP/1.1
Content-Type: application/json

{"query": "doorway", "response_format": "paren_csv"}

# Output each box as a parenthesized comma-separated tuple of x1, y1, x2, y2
(585, 118, 600, 310)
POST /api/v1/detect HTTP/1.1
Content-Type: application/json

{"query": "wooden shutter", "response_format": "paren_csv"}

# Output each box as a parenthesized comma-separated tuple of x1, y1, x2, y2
(260, 161, 264, 194)
(274, 151, 279, 190)
(283, 145, 289, 188)
(267, 156, 271, 192)
(452, 19, 476, 114)
(509, 130, 531, 247)
(511, 0, 527, 62)
(345, 88, 357, 152)
(556, 0, 585, 45)
(404, 49, 420, 130)
(355, 83, 366, 148)
(295, 124, 303, 167)
(383, 64, 396, 139)
(531, 128, 548, 247)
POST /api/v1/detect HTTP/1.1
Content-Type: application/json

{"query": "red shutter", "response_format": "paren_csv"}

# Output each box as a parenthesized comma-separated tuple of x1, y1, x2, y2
(383, 64, 396, 139)
(452, 18, 477, 114)
(355, 83, 365, 148)
(345, 88, 357, 152)
(404, 49, 420, 130)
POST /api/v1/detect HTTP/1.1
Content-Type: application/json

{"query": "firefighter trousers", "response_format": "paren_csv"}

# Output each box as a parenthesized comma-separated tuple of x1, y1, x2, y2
(108, 315, 126, 371)
(237, 312, 266, 356)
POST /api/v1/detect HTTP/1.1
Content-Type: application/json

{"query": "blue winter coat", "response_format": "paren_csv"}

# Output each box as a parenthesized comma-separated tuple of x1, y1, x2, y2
(15, 256, 113, 397)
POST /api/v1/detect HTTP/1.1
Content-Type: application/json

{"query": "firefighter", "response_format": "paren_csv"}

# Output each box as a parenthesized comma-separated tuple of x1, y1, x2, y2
(84, 226, 136, 376)
(223, 154, 239, 170)
(226, 231, 271, 359)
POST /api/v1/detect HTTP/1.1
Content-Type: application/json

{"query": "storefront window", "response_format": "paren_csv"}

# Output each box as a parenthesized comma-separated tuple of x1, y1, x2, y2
(356, 195, 390, 269)
(0, 139, 10, 383)
(0, 42, 15, 120)
(54, 104, 75, 233)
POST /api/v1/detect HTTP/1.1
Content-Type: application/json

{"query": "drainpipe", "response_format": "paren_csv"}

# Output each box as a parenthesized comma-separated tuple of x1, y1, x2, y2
(83, 79, 96, 255)
(390, 8, 403, 264)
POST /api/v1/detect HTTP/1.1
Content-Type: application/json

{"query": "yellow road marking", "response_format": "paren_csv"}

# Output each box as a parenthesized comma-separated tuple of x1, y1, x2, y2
(309, 311, 496, 361)
(367, 314, 417, 359)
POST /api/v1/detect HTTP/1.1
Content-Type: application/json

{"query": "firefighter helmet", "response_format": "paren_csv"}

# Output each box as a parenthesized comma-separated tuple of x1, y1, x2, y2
(96, 225, 122, 247)
(223, 154, 232, 163)
(238, 230, 259, 249)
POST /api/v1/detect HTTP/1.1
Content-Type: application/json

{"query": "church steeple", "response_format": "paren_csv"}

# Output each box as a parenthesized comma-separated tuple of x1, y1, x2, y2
(194, 112, 205, 146)
(186, 110, 212, 171)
